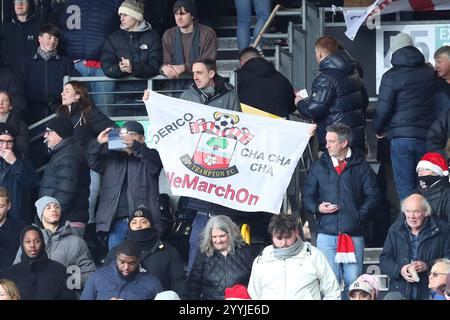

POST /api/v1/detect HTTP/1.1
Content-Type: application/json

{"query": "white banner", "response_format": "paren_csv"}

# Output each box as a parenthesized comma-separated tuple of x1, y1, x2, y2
(145, 92, 313, 214)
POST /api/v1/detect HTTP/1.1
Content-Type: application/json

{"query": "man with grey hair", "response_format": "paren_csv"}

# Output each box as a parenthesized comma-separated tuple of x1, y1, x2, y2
(302, 122, 379, 294)
(380, 193, 450, 300)
(428, 258, 450, 300)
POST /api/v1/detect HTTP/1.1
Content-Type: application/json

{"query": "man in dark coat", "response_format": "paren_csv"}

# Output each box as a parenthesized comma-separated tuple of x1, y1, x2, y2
(0, 187, 27, 273)
(39, 116, 90, 237)
(101, 0, 162, 115)
(380, 194, 450, 300)
(103, 206, 187, 298)
(296, 35, 368, 152)
(80, 239, 162, 300)
(431, 45, 450, 117)
(302, 123, 379, 293)
(373, 32, 436, 201)
(88, 121, 163, 250)
(1, 225, 76, 300)
(237, 47, 296, 118)
(0, 63, 27, 118)
(0, 123, 37, 223)
(415, 152, 450, 223)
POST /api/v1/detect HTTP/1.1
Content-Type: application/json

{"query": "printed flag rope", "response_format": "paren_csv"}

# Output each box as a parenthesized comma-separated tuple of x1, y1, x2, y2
(335, 233, 357, 264)
(145, 91, 313, 214)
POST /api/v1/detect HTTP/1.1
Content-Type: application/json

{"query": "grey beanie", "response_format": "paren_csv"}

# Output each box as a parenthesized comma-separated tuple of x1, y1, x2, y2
(35, 196, 60, 221)
(391, 32, 413, 53)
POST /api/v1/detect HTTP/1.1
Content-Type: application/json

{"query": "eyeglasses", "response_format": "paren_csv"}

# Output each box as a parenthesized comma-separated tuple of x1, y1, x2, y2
(428, 271, 448, 278)
(14, 0, 27, 4)
(0, 139, 13, 146)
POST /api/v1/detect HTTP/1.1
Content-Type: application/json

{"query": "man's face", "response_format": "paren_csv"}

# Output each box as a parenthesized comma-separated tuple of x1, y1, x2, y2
(23, 230, 42, 258)
(129, 217, 151, 231)
(119, 13, 140, 31)
(417, 168, 438, 177)
(15, 0, 29, 16)
(0, 93, 12, 115)
(38, 32, 59, 52)
(272, 229, 298, 248)
(435, 54, 450, 80)
(174, 7, 193, 29)
(41, 202, 61, 226)
(326, 132, 347, 158)
(0, 196, 11, 224)
(403, 196, 427, 231)
(428, 262, 449, 291)
(116, 253, 139, 277)
(211, 228, 230, 252)
(0, 134, 14, 152)
(43, 128, 62, 149)
(192, 62, 214, 89)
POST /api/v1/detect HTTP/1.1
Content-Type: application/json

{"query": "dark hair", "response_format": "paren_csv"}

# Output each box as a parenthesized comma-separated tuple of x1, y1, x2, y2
(0, 187, 10, 203)
(239, 46, 260, 65)
(192, 58, 217, 72)
(315, 35, 339, 55)
(326, 122, 353, 144)
(60, 81, 92, 121)
(39, 23, 61, 38)
(0, 90, 12, 104)
(268, 214, 298, 238)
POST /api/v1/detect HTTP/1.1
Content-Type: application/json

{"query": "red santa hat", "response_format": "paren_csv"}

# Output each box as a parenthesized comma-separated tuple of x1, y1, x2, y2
(224, 284, 251, 300)
(416, 152, 449, 176)
(335, 233, 356, 264)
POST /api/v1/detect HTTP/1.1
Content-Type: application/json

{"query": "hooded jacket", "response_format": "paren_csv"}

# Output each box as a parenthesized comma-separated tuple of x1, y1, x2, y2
(302, 149, 380, 236)
(373, 46, 436, 140)
(237, 57, 296, 117)
(296, 50, 368, 151)
(416, 178, 450, 223)
(248, 241, 341, 300)
(14, 221, 96, 287)
(1, 225, 76, 300)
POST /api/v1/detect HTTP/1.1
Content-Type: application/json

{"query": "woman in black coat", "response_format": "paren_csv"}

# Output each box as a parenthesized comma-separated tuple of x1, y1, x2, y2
(1, 225, 76, 300)
(188, 215, 255, 300)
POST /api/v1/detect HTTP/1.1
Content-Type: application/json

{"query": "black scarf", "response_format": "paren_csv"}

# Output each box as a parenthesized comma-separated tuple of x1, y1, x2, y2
(129, 228, 160, 251)
(418, 175, 442, 190)
(173, 23, 199, 66)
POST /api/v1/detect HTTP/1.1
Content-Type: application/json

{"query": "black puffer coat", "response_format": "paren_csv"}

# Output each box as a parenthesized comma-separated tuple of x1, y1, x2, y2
(188, 244, 254, 300)
(416, 179, 450, 223)
(379, 216, 450, 300)
(427, 108, 450, 157)
(296, 50, 368, 151)
(39, 137, 90, 223)
(302, 149, 380, 236)
(373, 46, 436, 140)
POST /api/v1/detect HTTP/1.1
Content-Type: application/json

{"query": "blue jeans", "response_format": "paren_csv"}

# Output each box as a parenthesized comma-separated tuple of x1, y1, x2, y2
(234, 0, 271, 51)
(74, 61, 115, 113)
(187, 212, 210, 274)
(316, 233, 364, 293)
(108, 218, 129, 250)
(390, 138, 426, 201)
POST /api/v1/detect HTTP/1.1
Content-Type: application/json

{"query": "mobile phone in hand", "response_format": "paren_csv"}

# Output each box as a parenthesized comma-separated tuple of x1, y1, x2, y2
(108, 128, 127, 150)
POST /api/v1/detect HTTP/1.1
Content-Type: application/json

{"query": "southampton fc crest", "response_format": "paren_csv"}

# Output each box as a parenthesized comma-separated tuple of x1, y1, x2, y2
(180, 112, 254, 178)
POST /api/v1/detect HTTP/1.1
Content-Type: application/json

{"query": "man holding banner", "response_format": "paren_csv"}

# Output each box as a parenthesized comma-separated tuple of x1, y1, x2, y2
(143, 85, 313, 274)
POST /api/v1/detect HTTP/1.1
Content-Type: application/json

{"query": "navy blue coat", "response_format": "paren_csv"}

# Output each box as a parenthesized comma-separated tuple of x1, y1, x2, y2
(57, 0, 121, 61)
(302, 149, 380, 236)
(379, 216, 450, 300)
(296, 50, 368, 151)
(373, 46, 436, 140)
(0, 217, 27, 272)
(80, 262, 162, 300)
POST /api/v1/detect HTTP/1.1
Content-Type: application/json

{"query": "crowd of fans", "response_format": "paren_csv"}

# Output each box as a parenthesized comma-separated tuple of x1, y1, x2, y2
(0, 0, 449, 301)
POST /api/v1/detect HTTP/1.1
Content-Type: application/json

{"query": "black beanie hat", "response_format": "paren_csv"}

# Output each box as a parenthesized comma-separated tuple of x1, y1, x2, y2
(116, 239, 141, 257)
(129, 206, 154, 227)
(173, 0, 197, 18)
(122, 121, 145, 135)
(46, 116, 73, 139)
(0, 123, 16, 138)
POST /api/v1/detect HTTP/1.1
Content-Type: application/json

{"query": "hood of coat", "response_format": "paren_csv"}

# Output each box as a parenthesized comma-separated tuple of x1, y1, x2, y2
(391, 46, 425, 68)
(239, 57, 277, 78)
(319, 50, 355, 75)
(120, 20, 152, 32)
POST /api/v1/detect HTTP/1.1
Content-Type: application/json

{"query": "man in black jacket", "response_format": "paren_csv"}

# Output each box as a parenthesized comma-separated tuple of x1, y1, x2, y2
(39, 116, 90, 237)
(302, 123, 379, 293)
(88, 121, 163, 250)
(237, 47, 296, 118)
(296, 35, 368, 152)
(373, 32, 436, 201)
(101, 0, 162, 115)
(380, 193, 450, 300)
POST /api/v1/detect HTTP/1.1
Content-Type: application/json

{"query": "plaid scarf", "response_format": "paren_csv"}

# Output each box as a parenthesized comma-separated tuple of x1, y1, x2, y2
(37, 47, 57, 61)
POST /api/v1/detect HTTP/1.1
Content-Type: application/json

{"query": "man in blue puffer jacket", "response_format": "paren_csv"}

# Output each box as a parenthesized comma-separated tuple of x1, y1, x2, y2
(296, 35, 368, 153)
(302, 123, 379, 294)
(373, 32, 436, 201)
